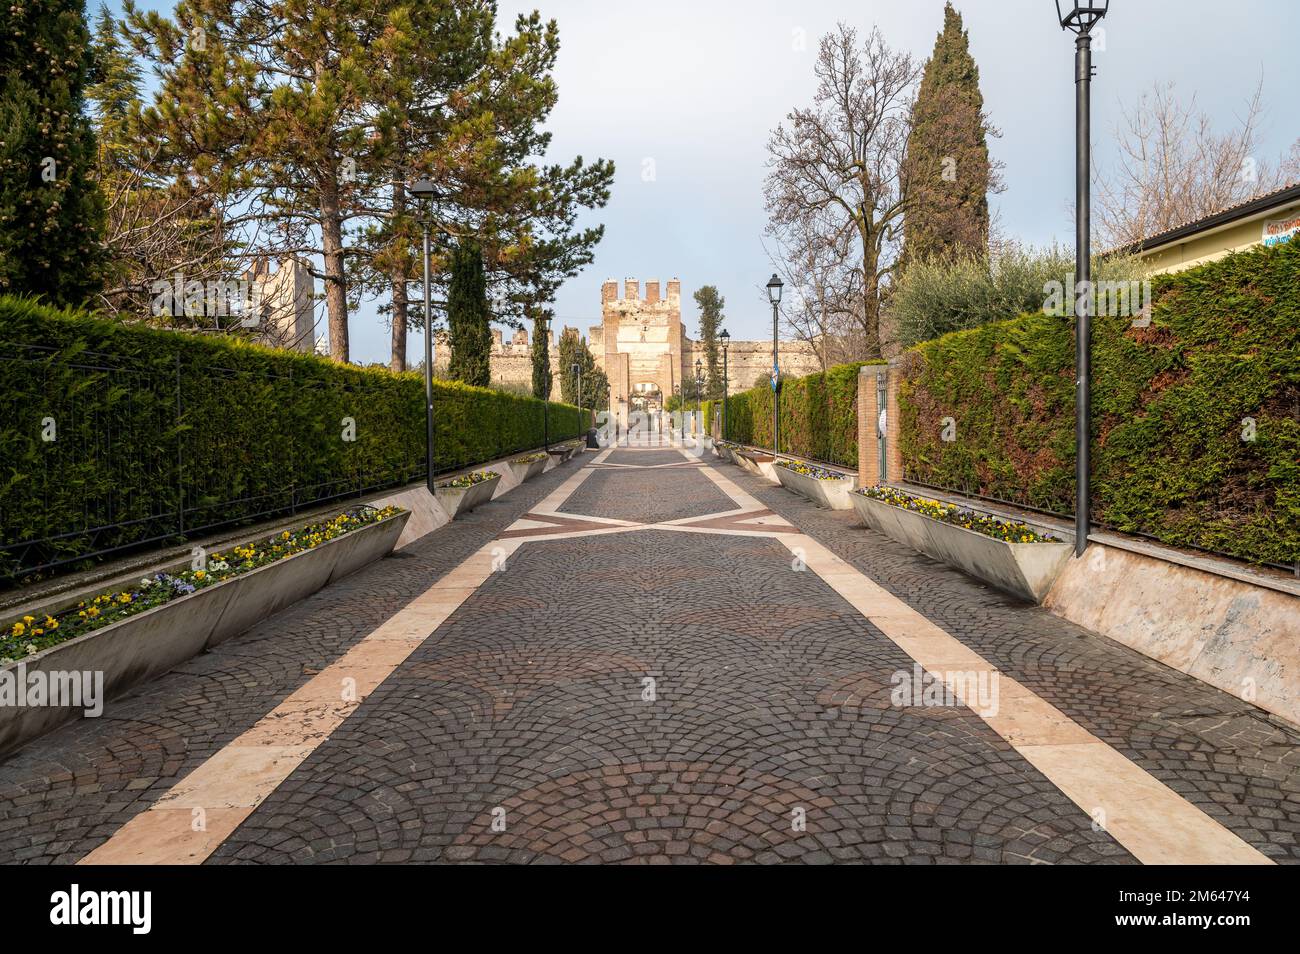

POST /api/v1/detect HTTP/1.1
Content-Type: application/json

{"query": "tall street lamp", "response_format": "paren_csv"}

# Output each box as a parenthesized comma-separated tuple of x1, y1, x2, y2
(694, 358, 703, 436)
(766, 274, 783, 455)
(1057, 0, 1109, 557)
(572, 360, 583, 441)
(719, 328, 730, 441)
(409, 179, 437, 493)
(538, 314, 551, 451)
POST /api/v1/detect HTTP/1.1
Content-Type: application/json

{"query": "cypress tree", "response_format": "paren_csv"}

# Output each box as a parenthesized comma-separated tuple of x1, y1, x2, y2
(446, 241, 492, 386)
(692, 285, 726, 398)
(0, 0, 104, 304)
(557, 326, 608, 412)
(901, 2, 991, 264)
(530, 307, 551, 399)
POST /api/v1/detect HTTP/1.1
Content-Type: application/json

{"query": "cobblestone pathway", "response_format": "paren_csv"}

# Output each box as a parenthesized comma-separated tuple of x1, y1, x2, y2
(2, 446, 1296, 864)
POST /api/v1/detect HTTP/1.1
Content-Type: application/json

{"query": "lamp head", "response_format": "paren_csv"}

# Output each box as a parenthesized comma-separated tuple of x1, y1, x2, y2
(766, 274, 784, 304)
(1056, 0, 1108, 35)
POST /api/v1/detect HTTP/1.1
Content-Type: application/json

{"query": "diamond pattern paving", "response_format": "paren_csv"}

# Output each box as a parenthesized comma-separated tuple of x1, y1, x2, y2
(1, 446, 1295, 864)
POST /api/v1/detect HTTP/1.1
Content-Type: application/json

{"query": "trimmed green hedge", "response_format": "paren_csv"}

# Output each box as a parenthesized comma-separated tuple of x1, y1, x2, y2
(898, 240, 1300, 566)
(0, 297, 584, 581)
(713, 361, 882, 468)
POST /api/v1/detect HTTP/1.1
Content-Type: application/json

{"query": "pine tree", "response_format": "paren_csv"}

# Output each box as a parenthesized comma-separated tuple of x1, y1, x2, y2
(122, 0, 417, 362)
(446, 241, 491, 386)
(901, 2, 992, 264)
(0, 0, 105, 305)
(692, 285, 726, 398)
(363, 7, 613, 372)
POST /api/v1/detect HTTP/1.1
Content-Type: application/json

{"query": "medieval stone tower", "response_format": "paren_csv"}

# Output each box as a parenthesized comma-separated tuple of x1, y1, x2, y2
(590, 278, 686, 428)
(587, 277, 821, 428)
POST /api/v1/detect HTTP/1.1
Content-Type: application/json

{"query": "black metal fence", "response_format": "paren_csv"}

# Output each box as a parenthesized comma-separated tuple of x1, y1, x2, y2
(0, 339, 577, 584)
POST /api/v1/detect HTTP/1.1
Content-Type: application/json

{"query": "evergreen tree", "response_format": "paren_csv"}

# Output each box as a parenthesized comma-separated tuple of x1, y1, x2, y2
(87, 7, 230, 322)
(0, 0, 105, 304)
(557, 326, 609, 412)
(901, 3, 992, 265)
(692, 285, 725, 398)
(446, 240, 491, 386)
(122, 0, 421, 361)
(529, 307, 551, 399)
(358, 6, 613, 372)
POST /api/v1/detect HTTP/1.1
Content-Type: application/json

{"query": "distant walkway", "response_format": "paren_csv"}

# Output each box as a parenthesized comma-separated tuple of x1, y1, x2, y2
(2, 447, 1294, 864)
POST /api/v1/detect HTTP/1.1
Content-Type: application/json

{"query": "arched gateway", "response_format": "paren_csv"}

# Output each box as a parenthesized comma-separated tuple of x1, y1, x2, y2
(588, 277, 822, 432)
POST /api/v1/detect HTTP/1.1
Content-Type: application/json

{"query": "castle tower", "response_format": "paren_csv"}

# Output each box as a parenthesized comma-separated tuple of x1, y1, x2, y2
(592, 277, 685, 429)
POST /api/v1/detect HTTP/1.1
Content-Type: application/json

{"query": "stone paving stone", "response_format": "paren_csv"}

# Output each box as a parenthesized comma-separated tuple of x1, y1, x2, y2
(558, 457, 729, 522)
(717, 458, 1300, 863)
(5, 448, 1294, 865)
(0, 461, 588, 864)
(210, 525, 1131, 865)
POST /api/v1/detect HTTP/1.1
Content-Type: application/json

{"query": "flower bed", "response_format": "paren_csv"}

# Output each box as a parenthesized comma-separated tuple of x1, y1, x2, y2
(437, 470, 494, 490)
(778, 459, 845, 481)
(851, 488, 1070, 603)
(435, 470, 501, 518)
(0, 505, 408, 757)
(548, 440, 583, 461)
(857, 487, 1060, 543)
(776, 459, 857, 509)
(1, 506, 401, 664)
(507, 452, 548, 484)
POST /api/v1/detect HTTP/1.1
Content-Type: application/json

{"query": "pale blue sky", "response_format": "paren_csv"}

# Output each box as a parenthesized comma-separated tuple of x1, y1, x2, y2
(116, 0, 1300, 363)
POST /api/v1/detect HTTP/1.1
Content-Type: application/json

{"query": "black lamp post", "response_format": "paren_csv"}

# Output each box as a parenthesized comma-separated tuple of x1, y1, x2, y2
(1057, 0, 1108, 557)
(766, 274, 783, 455)
(572, 361, 583, 439)
(539, 314, 550, 451)
(409, 179, 437, 493)
(694, 358, 703, 436)
(719, 328, 730, 441)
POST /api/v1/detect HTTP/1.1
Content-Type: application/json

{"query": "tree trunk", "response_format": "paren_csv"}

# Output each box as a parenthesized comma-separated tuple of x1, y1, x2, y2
(858, 211, 883, 360)
(389, 174, 409, 373)
(319, 174, 349, 363)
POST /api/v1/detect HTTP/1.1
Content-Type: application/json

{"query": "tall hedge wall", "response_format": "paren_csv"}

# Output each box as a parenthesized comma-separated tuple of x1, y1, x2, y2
(715, 361, 881, 468)
(0, 297, 584, 581)
(898, 239, 1300, 567)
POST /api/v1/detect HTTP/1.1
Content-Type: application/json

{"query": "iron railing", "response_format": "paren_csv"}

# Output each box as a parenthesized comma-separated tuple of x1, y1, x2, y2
(0, 341, 579, 583)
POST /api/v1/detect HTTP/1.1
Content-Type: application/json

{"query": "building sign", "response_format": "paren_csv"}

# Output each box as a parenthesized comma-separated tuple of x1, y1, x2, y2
(1262, 211, 1300, 248)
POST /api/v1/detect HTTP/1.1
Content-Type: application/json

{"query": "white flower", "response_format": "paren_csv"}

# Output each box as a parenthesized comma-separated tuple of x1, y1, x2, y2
(25, 643, 38, 655)
(140, 577, 154, 587)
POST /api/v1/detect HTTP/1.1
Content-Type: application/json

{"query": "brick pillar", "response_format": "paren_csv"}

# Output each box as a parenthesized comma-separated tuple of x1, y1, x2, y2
(885, 358, 903, 483)
(858, 365, 881, 486)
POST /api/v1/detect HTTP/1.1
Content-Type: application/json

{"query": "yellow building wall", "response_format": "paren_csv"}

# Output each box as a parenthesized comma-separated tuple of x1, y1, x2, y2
(1138, 200, 1300, 274)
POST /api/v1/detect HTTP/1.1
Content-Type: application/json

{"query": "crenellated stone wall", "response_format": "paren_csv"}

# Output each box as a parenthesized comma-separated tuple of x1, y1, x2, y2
(431, 326, 569, 394)
(432, 277, 822, 413)
(592, 277, 820, 428)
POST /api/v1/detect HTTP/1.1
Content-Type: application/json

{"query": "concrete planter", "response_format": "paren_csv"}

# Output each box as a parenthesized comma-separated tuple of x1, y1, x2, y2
(734, 449, 779, 483)
(851, 494, 1070, 604)
(714, 443, 735, 463)
(0, 510, 408, 757)
(506, 456, 547, 484)
(435, 472, 501, 519)
(775, 464, 858, 510)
